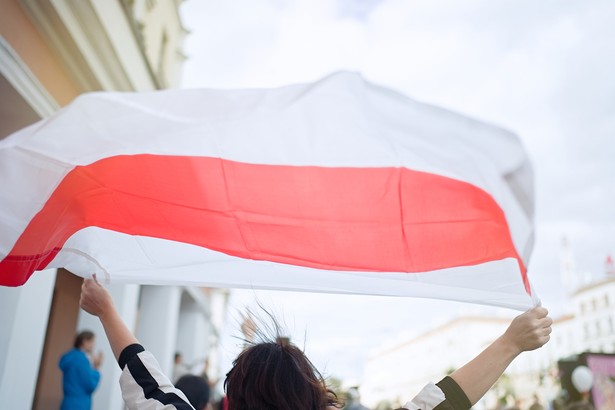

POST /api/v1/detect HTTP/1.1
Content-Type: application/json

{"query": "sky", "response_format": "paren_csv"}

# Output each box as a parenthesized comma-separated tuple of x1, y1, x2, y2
(179, 0, 615, 385)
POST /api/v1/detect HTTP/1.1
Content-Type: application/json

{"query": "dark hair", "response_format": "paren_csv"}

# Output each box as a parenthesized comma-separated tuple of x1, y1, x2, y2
(176, 375, 211, 410)
(224, 335, 341, 410)
(74, 330, 95, 349)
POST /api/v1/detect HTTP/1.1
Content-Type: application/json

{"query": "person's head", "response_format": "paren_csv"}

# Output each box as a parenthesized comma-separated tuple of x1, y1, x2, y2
(347, 387, 361, 403)
(224, 336, 340, 410)
(74, 330, 95, 352)
(176, 375, 211, 410)
(175, 352, 183, 364)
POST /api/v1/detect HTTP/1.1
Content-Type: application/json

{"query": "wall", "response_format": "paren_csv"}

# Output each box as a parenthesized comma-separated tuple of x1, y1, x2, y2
(0, 269, 56, 409)
(0, 0, 80, 105)
(33, 269, 83, 410)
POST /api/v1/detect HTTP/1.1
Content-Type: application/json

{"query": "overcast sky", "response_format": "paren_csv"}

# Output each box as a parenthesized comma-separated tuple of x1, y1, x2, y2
(179, 0, 615, 385)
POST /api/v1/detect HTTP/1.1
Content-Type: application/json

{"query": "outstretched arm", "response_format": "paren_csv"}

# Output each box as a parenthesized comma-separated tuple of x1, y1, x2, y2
(449, 306, 552, 406)
(80, 277, 195, 410)
(80, 277, 138, 361)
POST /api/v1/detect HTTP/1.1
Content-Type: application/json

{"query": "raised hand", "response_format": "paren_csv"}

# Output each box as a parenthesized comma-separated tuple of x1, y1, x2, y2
(93, 351, 104, 369)
(450, 305, 553, 406)
(80, 275, 115, 319)
(502, 307, 553, 353)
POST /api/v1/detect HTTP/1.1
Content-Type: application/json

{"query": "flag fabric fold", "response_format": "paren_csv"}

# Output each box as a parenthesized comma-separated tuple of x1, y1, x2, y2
(0, 72, 537, 309)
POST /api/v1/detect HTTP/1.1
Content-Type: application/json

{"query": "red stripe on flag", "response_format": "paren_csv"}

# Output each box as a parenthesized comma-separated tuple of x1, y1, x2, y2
(0, 155, 528, 288)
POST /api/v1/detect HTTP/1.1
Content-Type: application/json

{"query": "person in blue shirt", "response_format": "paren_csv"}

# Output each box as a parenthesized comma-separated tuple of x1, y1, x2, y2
(59, 330, 103, 410)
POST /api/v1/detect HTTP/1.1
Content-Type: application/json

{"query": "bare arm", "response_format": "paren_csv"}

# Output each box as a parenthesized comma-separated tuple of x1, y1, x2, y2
(80, 277, 195, 409)
(79, 277, 138, 361)
(450, 307, 552, 406)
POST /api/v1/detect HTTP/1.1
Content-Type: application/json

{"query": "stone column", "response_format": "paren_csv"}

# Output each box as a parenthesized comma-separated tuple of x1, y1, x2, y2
(135, 285, 182, 378)
(176, 292, 212, 375)
(0, 269, 56, 408)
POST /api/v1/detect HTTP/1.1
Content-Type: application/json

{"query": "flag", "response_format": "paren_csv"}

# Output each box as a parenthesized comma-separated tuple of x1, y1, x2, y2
(0, 72, 538, 309)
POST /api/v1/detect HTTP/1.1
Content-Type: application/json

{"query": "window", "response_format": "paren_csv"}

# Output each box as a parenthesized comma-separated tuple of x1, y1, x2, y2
(605, 294, 610, 307)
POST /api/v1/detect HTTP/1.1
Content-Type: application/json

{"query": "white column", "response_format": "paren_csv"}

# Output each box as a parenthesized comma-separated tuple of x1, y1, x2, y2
(0, 269, 56, 408)
(136, 285, 182, 377)
(208, 289, 228, 384)
(176, 296, 211, 374)
(77, 283, 141, 410)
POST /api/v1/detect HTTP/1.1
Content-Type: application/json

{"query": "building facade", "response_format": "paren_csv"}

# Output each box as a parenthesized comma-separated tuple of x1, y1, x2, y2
(361, 272, 615, 409)
(572, 277, 615, 354)
(361, 316, 511, 409)
(0, 1, 228, 409)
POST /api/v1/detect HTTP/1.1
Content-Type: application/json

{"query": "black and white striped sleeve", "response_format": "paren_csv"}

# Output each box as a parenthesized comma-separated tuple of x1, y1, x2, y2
(118, 344, 195, 410)
(401, 376, 471, 410)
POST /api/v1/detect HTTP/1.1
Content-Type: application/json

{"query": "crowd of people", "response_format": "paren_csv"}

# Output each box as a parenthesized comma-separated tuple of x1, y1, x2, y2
(57, 276, 593, 410)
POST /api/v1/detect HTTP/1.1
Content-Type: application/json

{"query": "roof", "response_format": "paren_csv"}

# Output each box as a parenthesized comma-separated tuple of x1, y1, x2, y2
(572, 276, 615, 296)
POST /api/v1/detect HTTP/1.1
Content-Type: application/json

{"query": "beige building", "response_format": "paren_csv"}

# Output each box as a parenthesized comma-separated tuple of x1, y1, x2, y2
(361, 269, 615, 409)
(361, 316, 511, 409)
(0, 1, 228, 409)
(572, 276, 615, 353)
(130, 0, 188, 88)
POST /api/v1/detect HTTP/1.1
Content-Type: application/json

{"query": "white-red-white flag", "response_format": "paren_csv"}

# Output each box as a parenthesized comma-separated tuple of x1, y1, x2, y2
(0, 72, 538, 309)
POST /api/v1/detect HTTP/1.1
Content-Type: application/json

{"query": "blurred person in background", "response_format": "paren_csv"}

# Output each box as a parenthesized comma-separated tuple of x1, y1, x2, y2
(176, 374, 213, 410)
(345, 386, 370, 410)
(59, 330, 103, 410)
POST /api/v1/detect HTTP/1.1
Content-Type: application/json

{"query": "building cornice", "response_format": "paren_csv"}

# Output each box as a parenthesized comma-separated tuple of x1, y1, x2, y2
(19, 0, 158, 92)
(0, 36, 60, 117)
(572, 276, 615, 296)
